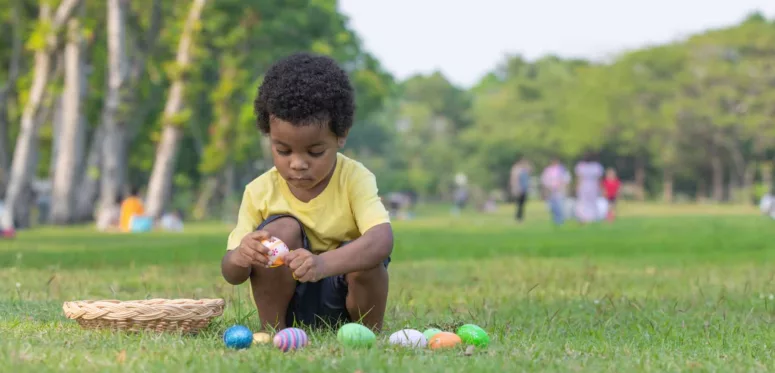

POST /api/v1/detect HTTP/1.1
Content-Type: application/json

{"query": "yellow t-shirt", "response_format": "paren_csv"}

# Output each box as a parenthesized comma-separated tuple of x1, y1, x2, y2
(226, 153, 390, 253)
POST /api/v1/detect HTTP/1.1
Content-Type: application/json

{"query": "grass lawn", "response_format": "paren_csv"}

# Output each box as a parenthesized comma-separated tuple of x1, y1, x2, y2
(1, 201, 774, 372)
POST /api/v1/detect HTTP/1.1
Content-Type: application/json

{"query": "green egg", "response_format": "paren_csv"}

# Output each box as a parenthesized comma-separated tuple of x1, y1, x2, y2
(456, 324, 490, 347)
(337, 323, 376, 348)
(422, 328, 443, 341)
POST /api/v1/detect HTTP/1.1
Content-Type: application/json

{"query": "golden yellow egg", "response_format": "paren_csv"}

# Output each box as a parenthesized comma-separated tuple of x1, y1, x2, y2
(253, 332, 272, 344)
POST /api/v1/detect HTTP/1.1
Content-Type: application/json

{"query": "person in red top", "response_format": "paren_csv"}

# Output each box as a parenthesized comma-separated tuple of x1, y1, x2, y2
(601, 168, 621, 221)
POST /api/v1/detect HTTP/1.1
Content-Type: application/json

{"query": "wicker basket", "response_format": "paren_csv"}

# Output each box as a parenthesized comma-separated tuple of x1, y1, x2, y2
(63, 298, 225, 334)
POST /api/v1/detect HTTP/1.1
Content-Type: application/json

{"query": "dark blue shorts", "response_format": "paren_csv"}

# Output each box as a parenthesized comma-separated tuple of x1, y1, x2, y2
(256, 215, 390, 329)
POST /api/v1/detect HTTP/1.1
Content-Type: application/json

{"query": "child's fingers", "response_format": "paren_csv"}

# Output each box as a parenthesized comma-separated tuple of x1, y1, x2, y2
(246, 232, 271, 255)
(284, 249, 308, 269)
(293, 262, 310, 281)
(289, 250, 314, 271)
(283, 250, 297, 263)
(240, 244, 268, 265)
(244, 237, 270, 256)
(251, 230, 271, 241)
(288, 255, 305, 271)
(241, 247, 266, 265)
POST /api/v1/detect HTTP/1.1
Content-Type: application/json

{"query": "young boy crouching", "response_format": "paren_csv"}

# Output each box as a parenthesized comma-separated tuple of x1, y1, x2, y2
(220, 52, 393, 332)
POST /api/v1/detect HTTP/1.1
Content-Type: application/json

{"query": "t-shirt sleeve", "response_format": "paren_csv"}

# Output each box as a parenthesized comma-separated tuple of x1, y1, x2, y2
(348, 166, 391, 234)
(226, 186, 263, 251)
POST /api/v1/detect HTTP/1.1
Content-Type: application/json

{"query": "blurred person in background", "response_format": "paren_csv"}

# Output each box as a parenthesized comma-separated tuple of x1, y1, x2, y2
(574, 152, 604, 224)
(509, 157, 532, 222)
(120, 186, 146, 232)
(160, 209, 185, 232)
(602, 168, 622, 222)
(452, 172, 469, 216)
(541, 158, 571, 225)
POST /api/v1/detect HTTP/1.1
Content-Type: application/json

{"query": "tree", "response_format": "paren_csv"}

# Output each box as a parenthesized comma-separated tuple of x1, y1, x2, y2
(0, 0, 23, 196)
(144, 0, 206, 218)
(49, 0, 86, 223)
(2, 0, 82, 229)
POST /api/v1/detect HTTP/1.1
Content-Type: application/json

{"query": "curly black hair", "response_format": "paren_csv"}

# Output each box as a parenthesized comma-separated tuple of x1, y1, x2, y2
(254, 52, 355, 137)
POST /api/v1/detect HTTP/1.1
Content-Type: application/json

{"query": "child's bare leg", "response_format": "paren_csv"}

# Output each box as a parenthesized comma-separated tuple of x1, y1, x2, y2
(345, 264, 389, 332)
(249, 217, 302, 331)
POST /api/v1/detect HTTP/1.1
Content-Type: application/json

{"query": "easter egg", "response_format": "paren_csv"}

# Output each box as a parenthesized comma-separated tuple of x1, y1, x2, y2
(261, 236, 290, 267)
(337, 323, 376, 348)
(253, 332, 271, 344)
(273, 328, 309, 352)
(428, 332, 462, 350)
(423, 328, 443, 341)
(456, 324, 490, 347)
(388, 329, 427, 348)
(223, 325, 253, 349)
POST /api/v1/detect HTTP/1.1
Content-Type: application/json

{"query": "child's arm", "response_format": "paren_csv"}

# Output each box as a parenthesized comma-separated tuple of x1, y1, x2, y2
(221, 187, 270, 284)
(319, 222, 393, 277)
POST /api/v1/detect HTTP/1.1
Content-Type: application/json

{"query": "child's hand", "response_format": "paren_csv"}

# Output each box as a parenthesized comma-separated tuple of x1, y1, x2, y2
(285, 249, 326, 283)
(232, 231, 272, 268)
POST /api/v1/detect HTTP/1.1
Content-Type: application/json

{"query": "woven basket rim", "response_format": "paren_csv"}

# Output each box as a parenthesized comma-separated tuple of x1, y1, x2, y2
(63, 298, 225, 305)
(62, 298, 226, 322)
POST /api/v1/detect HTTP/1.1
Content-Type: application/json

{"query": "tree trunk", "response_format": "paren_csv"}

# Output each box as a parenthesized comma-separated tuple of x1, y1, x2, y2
(711, 154, 724, 202)
(727, 175, 739, 203)
(662, 167, 673, 203)
(0, 101, 8, 196)
(222, 162, 236, 219)
(48, 96, 64, 181)
(99, 0, 130, 215)
(50, 4, 86, 224)
(74, 125, 104, 221)
(0, 0, 81, 229)
(0, 1, 23, 197)
(145, 0, 207, 219)
(743, 162, 756, 204)
(193, 175, 219, 220)
(634, 155, 646, 201)
(90, 0, 162, 221)
(696, 178, 707, 203)
(762, 162, 773, 194)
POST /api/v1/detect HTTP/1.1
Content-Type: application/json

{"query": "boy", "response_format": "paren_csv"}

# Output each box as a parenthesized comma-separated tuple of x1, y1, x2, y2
(220, 52, 394, 333)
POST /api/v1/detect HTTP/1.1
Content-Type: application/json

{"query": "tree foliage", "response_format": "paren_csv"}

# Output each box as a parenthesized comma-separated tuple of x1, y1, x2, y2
(1, 4, 774, 226)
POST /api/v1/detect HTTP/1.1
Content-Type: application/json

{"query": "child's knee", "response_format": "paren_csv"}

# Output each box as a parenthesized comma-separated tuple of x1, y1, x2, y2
(250, 264, 296, 294)
(260, 216, 303, 250)
(346, 264, 388, 287)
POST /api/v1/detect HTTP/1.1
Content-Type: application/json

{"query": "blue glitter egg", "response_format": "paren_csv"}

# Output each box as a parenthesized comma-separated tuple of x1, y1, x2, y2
(223, 325, 253, 349)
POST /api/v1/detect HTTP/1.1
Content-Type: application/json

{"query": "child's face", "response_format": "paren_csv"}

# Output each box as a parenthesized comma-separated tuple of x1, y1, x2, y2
(268, 116, 344, 191)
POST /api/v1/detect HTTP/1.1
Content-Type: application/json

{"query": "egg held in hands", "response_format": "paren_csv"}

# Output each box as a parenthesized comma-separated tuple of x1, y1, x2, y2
(261, 236, 290, 267)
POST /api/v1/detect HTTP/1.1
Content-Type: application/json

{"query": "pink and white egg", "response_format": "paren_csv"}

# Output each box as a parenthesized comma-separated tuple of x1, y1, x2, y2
(273, 327, 309, 352)
(261, 236, 290, 268)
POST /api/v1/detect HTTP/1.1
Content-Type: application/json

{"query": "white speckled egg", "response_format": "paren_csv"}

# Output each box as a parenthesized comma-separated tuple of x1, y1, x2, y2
(388, 329, 427, 348)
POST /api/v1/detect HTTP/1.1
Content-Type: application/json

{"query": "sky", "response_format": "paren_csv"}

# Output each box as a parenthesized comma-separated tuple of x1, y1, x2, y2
(338, 0, 775, 88)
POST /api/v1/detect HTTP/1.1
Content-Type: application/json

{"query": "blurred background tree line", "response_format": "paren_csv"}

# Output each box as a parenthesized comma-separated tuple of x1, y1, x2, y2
(0, 0, 774, 227)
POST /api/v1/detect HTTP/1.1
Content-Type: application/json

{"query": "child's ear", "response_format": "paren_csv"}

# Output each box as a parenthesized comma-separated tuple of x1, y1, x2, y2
(337, 130, 349, 148)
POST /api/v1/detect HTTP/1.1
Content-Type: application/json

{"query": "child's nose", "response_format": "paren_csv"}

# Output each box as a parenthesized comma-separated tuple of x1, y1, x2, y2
(290, 157, 308, 170)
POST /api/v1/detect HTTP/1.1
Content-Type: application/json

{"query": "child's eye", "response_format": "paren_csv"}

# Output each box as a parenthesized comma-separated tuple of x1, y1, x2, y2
(308, 150, 325, 158)
(276, 149, 291, 156)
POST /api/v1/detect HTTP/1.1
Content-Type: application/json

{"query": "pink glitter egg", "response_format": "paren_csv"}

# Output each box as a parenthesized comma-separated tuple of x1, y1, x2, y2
(273, 327, 308, 352)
